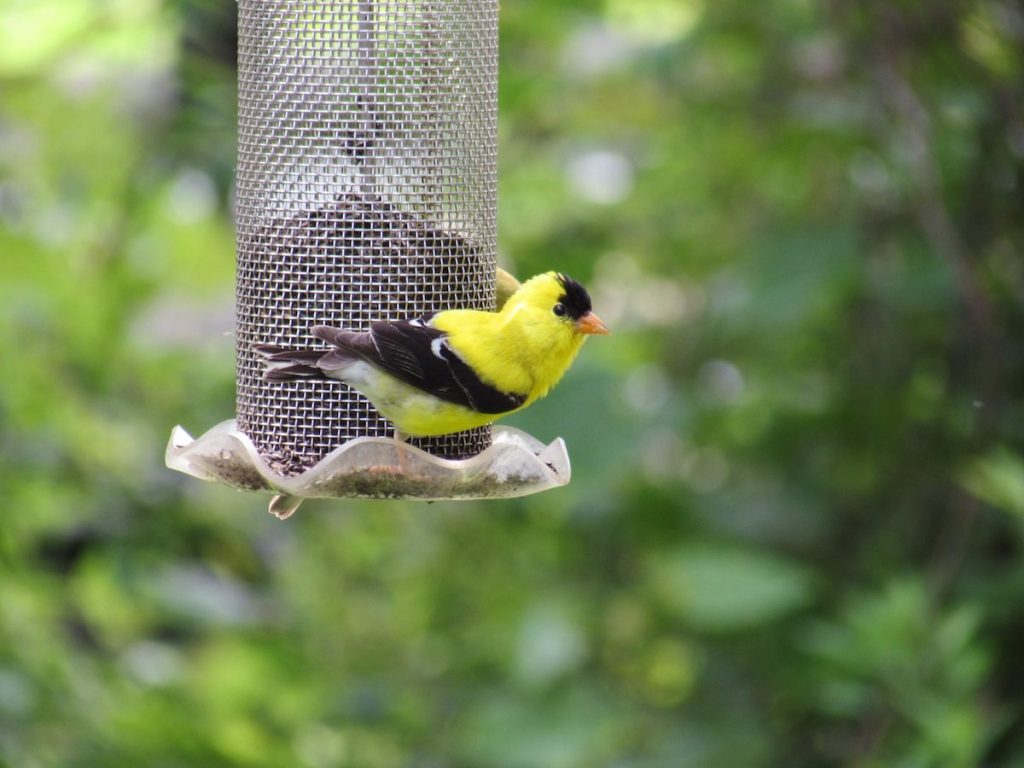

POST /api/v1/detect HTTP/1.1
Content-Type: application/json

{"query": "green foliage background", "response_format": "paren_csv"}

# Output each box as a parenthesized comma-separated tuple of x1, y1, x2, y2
(2, 0, 1023, 765)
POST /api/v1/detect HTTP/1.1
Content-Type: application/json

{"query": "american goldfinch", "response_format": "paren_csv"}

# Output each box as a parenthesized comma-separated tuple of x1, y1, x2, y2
(254, 272, 609, 439)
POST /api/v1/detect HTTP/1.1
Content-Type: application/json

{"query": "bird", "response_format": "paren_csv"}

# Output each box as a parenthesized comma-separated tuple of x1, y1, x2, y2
(253, 271, 610, 441)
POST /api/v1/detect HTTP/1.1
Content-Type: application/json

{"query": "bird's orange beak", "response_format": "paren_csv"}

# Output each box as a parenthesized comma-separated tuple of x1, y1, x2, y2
(576, 311, 611, 335)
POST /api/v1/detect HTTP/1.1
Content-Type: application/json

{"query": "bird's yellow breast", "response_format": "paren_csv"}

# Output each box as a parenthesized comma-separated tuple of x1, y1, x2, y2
(432, 304, 586, 405)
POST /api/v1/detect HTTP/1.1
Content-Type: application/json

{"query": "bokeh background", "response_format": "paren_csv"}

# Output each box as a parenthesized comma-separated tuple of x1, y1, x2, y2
(2, 0, 1024, 765)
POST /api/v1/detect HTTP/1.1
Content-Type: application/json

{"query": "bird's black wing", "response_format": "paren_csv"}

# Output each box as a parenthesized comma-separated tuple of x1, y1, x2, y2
(312, 317, 526, 415)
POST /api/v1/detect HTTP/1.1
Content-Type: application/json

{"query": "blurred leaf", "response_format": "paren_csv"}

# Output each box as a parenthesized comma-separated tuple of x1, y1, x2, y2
(650, 544, 814, 632)
(0, 0, 94, 75)
(514, 600, 587, 686)
(456, 687, 626, 768)
(960, 449, 1024, 520)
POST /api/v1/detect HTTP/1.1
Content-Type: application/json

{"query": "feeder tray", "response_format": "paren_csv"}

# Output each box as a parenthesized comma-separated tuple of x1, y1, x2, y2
(166, 0, 573, 512)
(167, 422, 570, 518)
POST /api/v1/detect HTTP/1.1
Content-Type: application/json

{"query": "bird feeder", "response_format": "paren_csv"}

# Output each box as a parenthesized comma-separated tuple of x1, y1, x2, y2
(166, 0, 570, 514)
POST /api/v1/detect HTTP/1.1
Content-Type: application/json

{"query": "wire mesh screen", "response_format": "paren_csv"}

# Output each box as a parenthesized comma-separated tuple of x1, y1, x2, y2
(235, 0, 498, 475)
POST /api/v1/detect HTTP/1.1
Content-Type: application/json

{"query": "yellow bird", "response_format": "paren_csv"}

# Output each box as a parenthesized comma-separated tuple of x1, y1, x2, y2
(254, 272, 609, 440)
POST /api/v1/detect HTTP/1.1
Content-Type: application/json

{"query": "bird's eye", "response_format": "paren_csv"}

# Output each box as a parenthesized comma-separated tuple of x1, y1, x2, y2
(553, 303, 567, 317)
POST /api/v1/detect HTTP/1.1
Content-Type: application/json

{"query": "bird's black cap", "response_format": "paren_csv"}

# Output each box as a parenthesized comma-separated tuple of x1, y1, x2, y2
(555, 273, 593, 320)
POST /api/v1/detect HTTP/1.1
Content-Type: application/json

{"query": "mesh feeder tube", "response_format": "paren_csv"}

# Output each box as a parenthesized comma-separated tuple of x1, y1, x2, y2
(165, 0, 571, 504)
(235, 0, 498, 473)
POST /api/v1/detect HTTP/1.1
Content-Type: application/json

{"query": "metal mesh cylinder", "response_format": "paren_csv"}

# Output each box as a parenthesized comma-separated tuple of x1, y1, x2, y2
(235, 0, 498, 474)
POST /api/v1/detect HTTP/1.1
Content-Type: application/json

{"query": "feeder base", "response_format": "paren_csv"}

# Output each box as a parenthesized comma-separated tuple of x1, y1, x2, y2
(165, 420, 571, 515)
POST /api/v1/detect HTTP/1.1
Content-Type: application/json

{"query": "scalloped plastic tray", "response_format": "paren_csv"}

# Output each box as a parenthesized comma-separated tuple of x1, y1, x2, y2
(166, 420, 571, 514)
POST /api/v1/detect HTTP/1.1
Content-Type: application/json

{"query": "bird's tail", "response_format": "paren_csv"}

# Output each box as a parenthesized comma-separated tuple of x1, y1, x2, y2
(252, 344, 329, 381)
